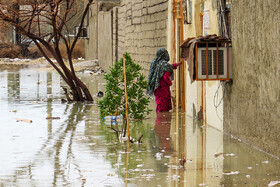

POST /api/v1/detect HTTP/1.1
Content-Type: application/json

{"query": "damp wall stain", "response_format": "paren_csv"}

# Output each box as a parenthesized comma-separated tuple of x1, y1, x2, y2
(224, 0, 280, 158)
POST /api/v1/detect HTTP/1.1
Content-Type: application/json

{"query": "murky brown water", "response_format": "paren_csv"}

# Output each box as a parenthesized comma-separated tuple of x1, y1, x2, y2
(0, 64, 279, 187)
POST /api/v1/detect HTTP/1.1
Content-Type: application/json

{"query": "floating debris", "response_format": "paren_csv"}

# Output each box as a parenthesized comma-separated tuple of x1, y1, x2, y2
(140, 173, 155, 179)
(214, 152, 224, 157)
(246, 175, 250, 178)
(97, 91, 104, 97)
(168, 165, 180, 170)
(46, 117, 60, 120)
(186, 159, 193, 164)
(164, 155, 171, 158)
(155, 152, 163, 160)
(172, 175, 180, 181)
(268, 181, 280, 187)
(15, 118, 32, 123)
(248, 167, 253, 170)
(84, 67, 104, 76)
(223, 171, 240, 175)
(132, 168, 154, 172)
(224, 153, 235, 157)
(47, 94, 53, 98)
(262, 160, 269, 164)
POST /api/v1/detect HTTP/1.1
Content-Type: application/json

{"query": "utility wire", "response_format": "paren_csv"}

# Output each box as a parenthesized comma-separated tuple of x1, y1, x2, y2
(213, 81, 225, 121)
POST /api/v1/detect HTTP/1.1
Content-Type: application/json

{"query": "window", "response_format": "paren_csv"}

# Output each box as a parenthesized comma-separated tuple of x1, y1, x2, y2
(183, 0, 192, 24)
(75, 26, 88, 38)
(196, 43, 232, 80)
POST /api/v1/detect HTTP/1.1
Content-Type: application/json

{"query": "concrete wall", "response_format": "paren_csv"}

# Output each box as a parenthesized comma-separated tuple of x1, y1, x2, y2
(116, 0, 169, 74)
(98, 11, 113, 71)
(224, 0, 280, 158)
(86, 0, 170, 74)
(85, 3, 98, 60)
(85, 4, 113, 72)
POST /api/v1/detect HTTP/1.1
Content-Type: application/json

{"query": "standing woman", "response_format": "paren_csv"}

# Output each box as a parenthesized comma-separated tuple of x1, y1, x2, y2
(147, 48, 181, 112)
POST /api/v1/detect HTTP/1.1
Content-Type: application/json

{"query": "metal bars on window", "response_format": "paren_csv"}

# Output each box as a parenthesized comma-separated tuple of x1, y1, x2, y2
(195, 42, 231, 81)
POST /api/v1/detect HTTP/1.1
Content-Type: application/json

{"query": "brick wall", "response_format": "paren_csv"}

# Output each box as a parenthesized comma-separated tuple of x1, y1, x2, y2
(113, 0, 169, 74)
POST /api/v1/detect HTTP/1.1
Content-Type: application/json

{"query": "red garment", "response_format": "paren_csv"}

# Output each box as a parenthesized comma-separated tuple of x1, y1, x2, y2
(154, 64, 178, 112)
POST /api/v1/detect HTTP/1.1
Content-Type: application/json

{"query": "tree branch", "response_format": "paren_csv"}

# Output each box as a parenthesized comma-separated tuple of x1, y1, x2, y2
(70, 0, 93, 53)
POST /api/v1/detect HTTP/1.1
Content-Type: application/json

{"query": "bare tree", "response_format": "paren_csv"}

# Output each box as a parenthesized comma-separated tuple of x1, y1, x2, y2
(0, 0, 94, 101)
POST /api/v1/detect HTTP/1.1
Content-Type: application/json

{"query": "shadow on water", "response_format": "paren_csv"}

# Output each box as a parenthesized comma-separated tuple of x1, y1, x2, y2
(0, 64, 280, 187)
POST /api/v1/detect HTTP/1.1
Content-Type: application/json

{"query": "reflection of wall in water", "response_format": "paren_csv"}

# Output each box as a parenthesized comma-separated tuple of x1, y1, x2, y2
(14, 69, 61, 101)
(178, 115, 223, 186)
(8, 72, 20, 102)
(222, 135, 280, 186)
(47, 73, 53, 134)
(183, 0, 223, 131)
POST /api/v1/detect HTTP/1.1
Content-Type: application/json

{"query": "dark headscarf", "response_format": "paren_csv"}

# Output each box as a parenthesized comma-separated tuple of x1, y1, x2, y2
(146, 48, 174, 95)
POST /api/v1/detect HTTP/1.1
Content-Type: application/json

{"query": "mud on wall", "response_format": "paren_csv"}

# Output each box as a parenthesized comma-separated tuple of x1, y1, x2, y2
(224, 0, 280, 158)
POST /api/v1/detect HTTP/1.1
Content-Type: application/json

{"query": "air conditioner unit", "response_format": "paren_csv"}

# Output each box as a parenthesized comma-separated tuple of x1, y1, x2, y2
(197, 47, 232, 80)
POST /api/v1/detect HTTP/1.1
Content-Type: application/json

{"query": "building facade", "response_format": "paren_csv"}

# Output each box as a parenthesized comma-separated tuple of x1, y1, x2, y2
(85, 0, 280, 158)
(224, 0, 280, 158)
(85, 0, 170, 73)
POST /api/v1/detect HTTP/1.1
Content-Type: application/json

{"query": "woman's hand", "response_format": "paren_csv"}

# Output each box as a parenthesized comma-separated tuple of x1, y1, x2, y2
(177, 61, 183, 66)
(174, 61, 182, 68)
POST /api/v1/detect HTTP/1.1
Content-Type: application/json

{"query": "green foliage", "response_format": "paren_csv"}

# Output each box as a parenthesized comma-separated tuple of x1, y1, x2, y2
(98, 53, 151, 120)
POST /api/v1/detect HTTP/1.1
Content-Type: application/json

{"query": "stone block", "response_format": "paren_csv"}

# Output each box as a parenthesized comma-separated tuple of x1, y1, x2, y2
(142, 7, 148, 15)
(132, 9, 142, 17)
(132, 2, 143, 11)
(126, 9, 132, 17)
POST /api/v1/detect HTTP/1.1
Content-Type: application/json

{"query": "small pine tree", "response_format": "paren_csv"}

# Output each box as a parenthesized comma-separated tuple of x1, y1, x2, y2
(98, 53, 151, 120)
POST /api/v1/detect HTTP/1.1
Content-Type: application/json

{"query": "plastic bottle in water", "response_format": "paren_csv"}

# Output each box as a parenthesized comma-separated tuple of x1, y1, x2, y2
(103, 116, 117, 121)
(103, 115, 123, 122)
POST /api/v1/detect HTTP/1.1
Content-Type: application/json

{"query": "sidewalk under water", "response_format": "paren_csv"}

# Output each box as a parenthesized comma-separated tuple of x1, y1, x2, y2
(0, 64, 279, 187)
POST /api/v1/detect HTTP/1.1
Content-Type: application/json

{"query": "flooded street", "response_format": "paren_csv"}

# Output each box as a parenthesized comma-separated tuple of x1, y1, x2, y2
(0, 64, 279, 187)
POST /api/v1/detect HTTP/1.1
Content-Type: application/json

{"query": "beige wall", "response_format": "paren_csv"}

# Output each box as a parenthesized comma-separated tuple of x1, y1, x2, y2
(98, 11, 114, 72)
(85, 3, 98, 60)
(224, 0, 280, 158)
(86, 0, 170, 74)
(182, 0, 223, 130)
(116, 0, 169, 74)
(85, 3, 113, 72)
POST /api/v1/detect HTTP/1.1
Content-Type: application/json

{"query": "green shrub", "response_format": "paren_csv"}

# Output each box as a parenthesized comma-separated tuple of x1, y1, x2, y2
(98, 53, 151, 120)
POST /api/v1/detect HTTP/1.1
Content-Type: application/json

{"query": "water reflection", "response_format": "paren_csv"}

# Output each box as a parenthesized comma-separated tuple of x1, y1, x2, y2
(0, 65, 280, 186)
(154, 112, 172, 154)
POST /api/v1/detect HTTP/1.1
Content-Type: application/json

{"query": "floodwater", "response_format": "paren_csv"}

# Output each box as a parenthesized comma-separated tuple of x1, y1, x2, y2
(0, 64, 280, 187)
